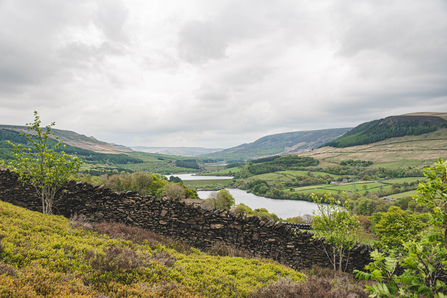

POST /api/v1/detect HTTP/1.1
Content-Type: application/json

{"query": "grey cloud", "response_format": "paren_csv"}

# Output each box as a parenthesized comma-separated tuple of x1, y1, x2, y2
(178, 21, 228, 64)
(195, 83, 229, 104)
(94, 0, 129, 43)
(176, 0, 312, 65)
(337, 1, 447, 73)
(0, 0, 129, 99)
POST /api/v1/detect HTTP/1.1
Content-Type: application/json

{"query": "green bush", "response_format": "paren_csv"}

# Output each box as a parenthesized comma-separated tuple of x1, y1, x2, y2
(372, 206, 426, 251)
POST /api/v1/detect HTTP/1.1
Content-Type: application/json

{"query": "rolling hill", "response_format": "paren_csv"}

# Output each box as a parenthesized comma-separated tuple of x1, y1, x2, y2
(131, 146, 224, 157)
(321, 113, 447, 148)
(0, 124, 132, 154)
(299, 127, 447, 168)
(198, 127, 352, 162)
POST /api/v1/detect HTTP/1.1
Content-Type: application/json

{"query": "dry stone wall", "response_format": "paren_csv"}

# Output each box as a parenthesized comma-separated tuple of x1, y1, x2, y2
(0, 169, 372, 272)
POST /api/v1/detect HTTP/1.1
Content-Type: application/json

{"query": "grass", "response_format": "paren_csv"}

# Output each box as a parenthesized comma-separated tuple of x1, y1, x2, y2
(389, 190, 418, 199)
(204, 167, 242, 174)
(0, 200, 306, 297)
(299, 128, 447, 165)
(290, 181, 395, 196)
(184, 179, 232, 190)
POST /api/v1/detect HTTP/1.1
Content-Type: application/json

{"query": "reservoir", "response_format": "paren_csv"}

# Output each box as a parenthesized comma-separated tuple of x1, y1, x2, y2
(197, 189, 319, 220)
(170, 174, 320, 219)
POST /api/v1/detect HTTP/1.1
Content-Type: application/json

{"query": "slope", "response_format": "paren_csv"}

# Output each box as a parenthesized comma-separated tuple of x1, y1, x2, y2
(0, 124, 132, 154)
(0, 200, 304, 297)
(299, 128, 447, 167)
(198, 127, 352, 162)
(322, 113, 447, 148)
(132, 146, 224, 157)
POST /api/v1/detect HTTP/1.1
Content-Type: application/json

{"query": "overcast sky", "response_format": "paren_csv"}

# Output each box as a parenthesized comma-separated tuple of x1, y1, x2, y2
(1, 0, 446, 149)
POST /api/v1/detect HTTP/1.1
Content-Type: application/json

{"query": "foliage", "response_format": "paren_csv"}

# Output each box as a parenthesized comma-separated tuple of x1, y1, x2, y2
(355, 246, 447, 298)
(175, 159, 200, 170)
(0, 200, 305, 297)
(312, 192, 361, 272)
(246, 155, 319, 175)
(372, 206, 426, 251)
(169, 175, 183, 183)
(162, 183, 186, 200)
(414, 158, 447, 248)
(355, 158, 447, 297)
(232, 203, 281, 221)
(205, 189, 235, 210)
(1, 112, 82, 214)
(100, 172, 198, 199)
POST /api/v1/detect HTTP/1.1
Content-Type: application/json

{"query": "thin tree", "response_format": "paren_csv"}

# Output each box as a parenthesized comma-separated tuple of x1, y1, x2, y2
(2, 111, 82, 214)
(311, 192, 360, 272)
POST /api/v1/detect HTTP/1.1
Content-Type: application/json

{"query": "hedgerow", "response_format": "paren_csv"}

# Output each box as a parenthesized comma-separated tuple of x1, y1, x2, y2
(0, 200, 305, 297)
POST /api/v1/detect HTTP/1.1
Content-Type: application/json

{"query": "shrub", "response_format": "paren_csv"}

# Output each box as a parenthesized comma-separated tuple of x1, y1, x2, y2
(85, 246, 148, 273)
(207, 242, 253, 259)
(373, 206, 426, 251)
(249, 267, 370, 298)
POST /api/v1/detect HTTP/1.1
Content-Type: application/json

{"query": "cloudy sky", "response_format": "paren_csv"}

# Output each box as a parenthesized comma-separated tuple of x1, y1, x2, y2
(1, 0, 446, 149)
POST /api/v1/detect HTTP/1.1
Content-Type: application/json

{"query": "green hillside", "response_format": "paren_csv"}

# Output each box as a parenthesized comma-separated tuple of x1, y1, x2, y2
(322, 113, 447, 148)
(0, 128, 143, 165)
(198, 127, 351, 162)
(0, 200, 305, 297)
(0, 124, 132, 154)
(0, 128, 212, 175)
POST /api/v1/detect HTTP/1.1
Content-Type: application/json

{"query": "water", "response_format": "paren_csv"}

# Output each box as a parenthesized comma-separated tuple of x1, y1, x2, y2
(166, 174, 233, 180)
(197, 189, 319, 220)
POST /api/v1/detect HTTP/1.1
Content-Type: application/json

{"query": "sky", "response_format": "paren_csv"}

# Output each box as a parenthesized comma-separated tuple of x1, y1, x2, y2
(1, 0, 446, 149)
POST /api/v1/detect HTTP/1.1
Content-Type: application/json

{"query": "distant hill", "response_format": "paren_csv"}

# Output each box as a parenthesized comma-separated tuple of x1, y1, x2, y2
(299, 127, 447, 166)
(0, 125, 132, 154)
(132, 146, 224, 157)
(321, 113, 447, 148)
(198, 128, 352, 162)
(0, 128, 143, 165)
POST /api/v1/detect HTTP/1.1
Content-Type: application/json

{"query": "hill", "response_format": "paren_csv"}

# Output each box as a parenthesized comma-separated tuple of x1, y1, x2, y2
(0, 200, 305, 297)
(0, 124, 132, 154)
(198, 127, 352, 162)
(132, 146, 224, 157)
(0, 128, 143, 165)
(299, 127, 447, 167)
(321, 113, 447, 148)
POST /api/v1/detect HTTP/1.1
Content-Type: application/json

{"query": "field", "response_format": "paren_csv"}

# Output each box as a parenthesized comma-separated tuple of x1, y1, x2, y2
(299, 128, 447, 165)
(184, 179, 233, 189)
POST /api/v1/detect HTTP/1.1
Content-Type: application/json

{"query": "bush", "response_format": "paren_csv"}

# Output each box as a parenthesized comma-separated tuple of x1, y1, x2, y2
(373, 206, 426, 251)
(249, 267, 370, 298)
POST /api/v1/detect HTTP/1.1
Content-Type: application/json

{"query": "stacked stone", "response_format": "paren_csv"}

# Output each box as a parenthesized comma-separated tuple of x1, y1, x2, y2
(0, 168, 371, 272)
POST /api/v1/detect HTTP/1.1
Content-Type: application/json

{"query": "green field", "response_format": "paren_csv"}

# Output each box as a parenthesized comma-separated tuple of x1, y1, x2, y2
(383, 177, 426, 184)
(291, 181, 392, 196)
(184, 179, 232, 189)
(244, 170, 340, 183)
(389, 190, 418, 198)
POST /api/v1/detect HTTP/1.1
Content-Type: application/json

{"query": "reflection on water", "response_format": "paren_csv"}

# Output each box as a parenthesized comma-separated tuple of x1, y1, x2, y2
(197, 188, 319, 220)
